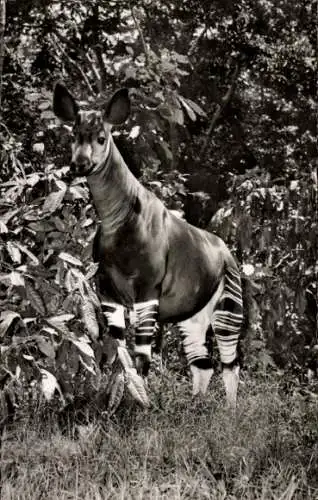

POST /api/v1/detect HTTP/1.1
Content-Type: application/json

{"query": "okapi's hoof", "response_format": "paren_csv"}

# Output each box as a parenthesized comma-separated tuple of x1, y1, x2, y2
(135, 354, 150, 377)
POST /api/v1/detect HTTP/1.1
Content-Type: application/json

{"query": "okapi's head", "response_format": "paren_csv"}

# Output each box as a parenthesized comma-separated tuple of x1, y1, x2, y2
(53, 83, 131, 175)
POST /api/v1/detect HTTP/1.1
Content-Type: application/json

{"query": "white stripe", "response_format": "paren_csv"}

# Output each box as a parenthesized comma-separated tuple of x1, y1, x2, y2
(134, 299, 159, 310)
(213, 312, 242, 321)
(101, 302, 125, 329)
(213, 319, 241, 328)
(134, 300, 159, 329)
(137, 326, 156, 330)
(215, 334, 240, 341)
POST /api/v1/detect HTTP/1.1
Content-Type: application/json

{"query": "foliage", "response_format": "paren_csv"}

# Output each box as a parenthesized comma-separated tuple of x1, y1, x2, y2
(0, 153, 149, 412)
(0, 160, 99, 406)
(210, 167, 317, 375)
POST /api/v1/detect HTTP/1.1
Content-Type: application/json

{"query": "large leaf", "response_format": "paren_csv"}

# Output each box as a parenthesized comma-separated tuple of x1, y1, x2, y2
(71, 338, 95, 359)
(15, 243, 39, 265)
(40, 369, 63, 402)
(79, 354, 96, 374)
(69, 186, 89, 201)
(25, 282, 46, 316)
(85, 263, 99, 280)
(125, 368, 150, 407)
(36, 337, 56, 358)
(0, 221, 8, 233)
(102, 336, 118, 366)
(64, 269, 77, 292)
(58, 252, 83, 267)
(117, 343, 134, 370)
(10, 271, 25, 287)
(173, 108, 184, 125)
(46, 314, 74, 336)
(178, 96, 196, 121)
(159, 141, 173, 162)
(42, 183, 67, 215)
(107, 370, 125, 415)
(81, 297, 99, 340)
(0, 208, 20, 225)
(185, 97, 207, 117)
(6, 242, 22, 264)
(0, 311, 21, 337)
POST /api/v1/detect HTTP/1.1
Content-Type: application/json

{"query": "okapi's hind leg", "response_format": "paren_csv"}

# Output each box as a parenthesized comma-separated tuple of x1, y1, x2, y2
(211, 266, 243, 408)
(178, 308, 214, 397)
(221, 362, 240, 409)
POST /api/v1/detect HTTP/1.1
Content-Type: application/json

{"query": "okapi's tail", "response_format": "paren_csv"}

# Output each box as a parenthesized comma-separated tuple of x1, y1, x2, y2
(241, 276, 254, 334)
(211, 262, 243, 366)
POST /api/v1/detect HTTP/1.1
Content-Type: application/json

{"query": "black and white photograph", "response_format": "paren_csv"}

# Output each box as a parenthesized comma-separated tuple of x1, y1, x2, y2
(0, 1, 317, 498)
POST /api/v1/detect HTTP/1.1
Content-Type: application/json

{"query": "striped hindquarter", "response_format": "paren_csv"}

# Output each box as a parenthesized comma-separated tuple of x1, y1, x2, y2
(212, 266, 243, 364)
(178, 264, 243, 405)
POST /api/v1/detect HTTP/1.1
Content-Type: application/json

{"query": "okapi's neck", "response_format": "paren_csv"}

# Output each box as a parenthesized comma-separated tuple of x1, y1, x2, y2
(87, 138, 142, 235)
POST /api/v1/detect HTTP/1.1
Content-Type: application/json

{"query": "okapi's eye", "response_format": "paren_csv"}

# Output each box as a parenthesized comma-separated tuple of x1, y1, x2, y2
(97, 136, 106, 145)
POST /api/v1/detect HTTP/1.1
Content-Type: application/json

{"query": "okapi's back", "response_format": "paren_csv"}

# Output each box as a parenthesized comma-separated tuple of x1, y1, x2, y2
(158, 212, 236, 322)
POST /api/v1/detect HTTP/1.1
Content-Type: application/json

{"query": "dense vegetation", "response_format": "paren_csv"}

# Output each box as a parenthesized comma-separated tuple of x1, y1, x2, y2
(0, 1, 317, 498)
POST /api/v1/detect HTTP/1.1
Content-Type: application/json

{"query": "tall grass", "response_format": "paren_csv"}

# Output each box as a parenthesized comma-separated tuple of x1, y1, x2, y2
(1, 370, 317, 499)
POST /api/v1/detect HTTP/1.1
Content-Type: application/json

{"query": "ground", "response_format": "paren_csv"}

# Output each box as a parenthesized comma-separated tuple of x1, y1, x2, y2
(0, 369, 317, 500)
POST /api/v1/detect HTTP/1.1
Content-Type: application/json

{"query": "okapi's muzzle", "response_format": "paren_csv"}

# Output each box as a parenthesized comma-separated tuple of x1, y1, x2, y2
(71, 148, 94, 176)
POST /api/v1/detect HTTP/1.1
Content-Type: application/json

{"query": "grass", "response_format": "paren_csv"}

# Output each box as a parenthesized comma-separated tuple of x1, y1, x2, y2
(0, 369, 317, 499)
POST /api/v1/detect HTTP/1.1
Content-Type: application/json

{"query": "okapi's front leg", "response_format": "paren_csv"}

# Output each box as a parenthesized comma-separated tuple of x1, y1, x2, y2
(101, 300, 126, 343)
(134, 299, 159, 376)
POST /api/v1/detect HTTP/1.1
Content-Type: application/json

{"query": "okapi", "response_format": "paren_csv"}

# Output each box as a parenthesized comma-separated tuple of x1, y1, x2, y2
(53, 83, 243, 407)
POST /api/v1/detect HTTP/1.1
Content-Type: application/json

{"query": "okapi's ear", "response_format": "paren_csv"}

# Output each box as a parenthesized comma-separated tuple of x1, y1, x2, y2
(103, 88, 130, 125)
(53, 83, 78, 122)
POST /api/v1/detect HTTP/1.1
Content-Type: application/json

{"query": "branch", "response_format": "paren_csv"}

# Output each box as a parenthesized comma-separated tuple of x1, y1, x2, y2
(201, 61, 240, 158)
(130, 4, 149, 67)
(49, 33, 95, 95)
(93, 45, 107, 92)
(188, 25, 207, 57)
(0, 0, 6, 115)
(85, 50, 101, 88)
(274, 253, 291, 269)
(87, 5, 107, 93)
(0, 121, 11, 136)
